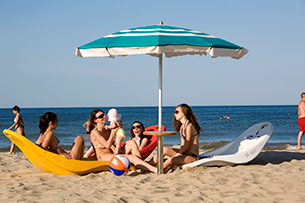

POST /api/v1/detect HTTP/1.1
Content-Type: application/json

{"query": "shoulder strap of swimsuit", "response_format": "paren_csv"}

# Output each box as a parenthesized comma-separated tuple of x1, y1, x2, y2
(180, 120, 189, 140)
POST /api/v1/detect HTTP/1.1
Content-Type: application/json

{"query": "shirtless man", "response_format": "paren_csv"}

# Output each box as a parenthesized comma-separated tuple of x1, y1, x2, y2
(297, 92, 305, 150)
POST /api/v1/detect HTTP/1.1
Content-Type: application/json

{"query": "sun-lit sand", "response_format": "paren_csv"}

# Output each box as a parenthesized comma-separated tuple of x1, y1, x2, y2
(1, 150, 305, 202)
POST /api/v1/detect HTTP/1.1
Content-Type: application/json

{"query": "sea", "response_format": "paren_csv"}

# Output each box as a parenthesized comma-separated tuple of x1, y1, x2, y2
(0, 105, 301, 153)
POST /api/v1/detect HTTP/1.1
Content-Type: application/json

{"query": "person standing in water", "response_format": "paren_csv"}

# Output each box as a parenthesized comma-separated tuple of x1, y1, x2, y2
(297, 92, 305, 150)
(7, 105, 25, 154)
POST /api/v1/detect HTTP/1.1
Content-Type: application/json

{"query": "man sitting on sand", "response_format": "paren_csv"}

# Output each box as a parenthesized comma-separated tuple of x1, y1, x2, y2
(297, 92, 305, 150)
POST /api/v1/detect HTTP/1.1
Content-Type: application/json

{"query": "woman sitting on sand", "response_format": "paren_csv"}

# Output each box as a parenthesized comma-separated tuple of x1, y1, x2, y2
(88, 109, 158, 174)
(35, 112, 85, 160)
(148, 104, 202, 169)
(128, 121, 148, 151)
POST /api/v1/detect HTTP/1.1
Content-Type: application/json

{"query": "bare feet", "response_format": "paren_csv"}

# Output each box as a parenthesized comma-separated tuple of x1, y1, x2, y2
(5, 152, 13, 155)
(298, 147, 303, 150)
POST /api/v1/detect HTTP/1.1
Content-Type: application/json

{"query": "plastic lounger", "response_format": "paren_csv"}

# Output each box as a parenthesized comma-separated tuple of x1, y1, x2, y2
(182, 122, 274, 169)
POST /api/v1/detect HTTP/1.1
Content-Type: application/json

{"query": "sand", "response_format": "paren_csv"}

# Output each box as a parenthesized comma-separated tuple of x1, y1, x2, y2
(1, 150, 305, 203)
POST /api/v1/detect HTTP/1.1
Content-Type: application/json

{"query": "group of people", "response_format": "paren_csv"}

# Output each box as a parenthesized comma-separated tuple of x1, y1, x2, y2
(6, 95, 305, 173)
(6, 104, 202, 174)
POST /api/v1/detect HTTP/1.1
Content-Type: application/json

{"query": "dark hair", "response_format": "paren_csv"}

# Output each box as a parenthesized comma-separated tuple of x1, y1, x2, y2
(129, 121, 145, 140)
(301, 92, 305, 98)
(12, 105, 20, 112)
(173, 103, 202, 133)
(39, 112, 57, 134)
(88, 109, 103, 133)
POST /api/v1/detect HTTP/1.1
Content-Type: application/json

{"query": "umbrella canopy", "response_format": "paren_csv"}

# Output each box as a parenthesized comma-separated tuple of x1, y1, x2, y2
(76, 22, 248, 59)
(76, 22, 248, 131)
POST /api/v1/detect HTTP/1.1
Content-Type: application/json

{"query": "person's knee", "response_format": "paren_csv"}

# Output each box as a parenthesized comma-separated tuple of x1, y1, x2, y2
(163, 147, 171, 154)
(127, 140, 137, 147)
(75, 136, 85, 143)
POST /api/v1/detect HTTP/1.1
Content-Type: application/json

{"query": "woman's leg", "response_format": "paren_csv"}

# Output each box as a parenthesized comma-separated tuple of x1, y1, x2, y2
(6, 142, 15, 154)
(148, 147, 179, 165)
(7, 127, 24, 154)
(97, 153, 157, 174)
(122, 140, 141, 158)
(70, 136, 85, 160)
(126, 155, 157, 174)
(163, 154, 198, 169)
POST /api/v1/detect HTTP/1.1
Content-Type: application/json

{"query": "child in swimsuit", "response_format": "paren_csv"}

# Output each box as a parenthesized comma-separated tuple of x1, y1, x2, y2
(7, 105, 25, 154)
(105, 108, 126, 154)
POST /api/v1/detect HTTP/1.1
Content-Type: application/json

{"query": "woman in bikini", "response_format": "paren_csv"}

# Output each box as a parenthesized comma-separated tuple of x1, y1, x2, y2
(148, 103, 202, 169)
(35, 112, 85, 160)
(88, 109, 158, 174)
(7, 105, 25, 154)
(128, 121, 148, 151)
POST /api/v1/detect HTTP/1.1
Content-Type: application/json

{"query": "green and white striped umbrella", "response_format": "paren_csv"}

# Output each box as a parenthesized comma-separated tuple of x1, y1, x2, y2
(76, 22, 248, 131)
(76, 22, 248, 59)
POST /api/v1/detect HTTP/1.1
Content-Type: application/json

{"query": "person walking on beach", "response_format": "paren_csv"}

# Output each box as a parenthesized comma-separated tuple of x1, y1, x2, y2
(6, 105, 25, 154)
(148, 104, 202, 170)
(297, 92, 305, 150)
(83, 118, 89, 134)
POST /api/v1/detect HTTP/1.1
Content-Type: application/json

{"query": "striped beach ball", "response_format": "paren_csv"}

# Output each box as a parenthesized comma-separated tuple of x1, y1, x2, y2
(109, 155, 131, 176)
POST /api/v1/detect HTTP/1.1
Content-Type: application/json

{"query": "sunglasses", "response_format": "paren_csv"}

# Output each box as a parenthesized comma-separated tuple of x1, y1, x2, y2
(132, 125, 142, 129)
(96, 113, 104, 119)
(174, 110, 179, 114)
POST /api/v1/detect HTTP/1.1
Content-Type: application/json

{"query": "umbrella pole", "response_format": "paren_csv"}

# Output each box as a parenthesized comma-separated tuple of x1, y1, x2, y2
(157, 53, 164, 174)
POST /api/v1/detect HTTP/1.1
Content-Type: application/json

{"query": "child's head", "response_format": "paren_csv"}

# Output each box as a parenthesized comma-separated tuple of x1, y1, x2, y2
(106, 108, 121, 121)
(12, 105, 20, 113)
(39, 112, 58, 134)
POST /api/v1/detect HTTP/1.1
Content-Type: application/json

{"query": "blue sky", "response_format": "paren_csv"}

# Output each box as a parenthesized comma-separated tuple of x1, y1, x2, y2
(1, 0, 305, 108)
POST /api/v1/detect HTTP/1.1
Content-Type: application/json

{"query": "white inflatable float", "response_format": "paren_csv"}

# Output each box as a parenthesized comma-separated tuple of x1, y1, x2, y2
(182, 122, 274, 169)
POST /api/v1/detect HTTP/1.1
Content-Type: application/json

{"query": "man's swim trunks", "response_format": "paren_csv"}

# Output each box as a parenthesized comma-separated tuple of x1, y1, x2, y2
(298, 117, 305, 131)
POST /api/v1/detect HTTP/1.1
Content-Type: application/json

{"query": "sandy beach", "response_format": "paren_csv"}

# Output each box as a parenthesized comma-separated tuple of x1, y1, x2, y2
(1, 150, 305, 203)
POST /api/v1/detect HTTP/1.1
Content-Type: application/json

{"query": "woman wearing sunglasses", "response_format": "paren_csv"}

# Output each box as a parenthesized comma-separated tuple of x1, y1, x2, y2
(87, 109, 158, 174)
(128, 121, 148, 151)
(148, 104, 202, 170)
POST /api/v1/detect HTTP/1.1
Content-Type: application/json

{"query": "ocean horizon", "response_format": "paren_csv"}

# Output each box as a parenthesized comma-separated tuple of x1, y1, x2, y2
(0, 105, 301, 153)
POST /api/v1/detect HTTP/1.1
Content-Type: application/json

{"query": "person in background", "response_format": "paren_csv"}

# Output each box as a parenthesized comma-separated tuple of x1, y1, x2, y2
(148, 104, 202, 170)
(83, 118, 89, 134)
(6, 105, 25, 154)
(297, 92, 305, 150)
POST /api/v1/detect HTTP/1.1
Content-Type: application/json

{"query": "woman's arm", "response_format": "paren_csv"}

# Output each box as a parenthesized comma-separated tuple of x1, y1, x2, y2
(177, 124, 193, 155)
(35, 134, 43, 145)
(92, 129, 116, 149)
(139, 137, 148, 151)
(8, 115, 19, 130)
(40, 131, 54, 149)
(107, 121, 117, 129)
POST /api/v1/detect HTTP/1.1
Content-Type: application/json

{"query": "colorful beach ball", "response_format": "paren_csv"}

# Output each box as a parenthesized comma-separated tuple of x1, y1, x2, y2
(109, 155, 131, 176)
